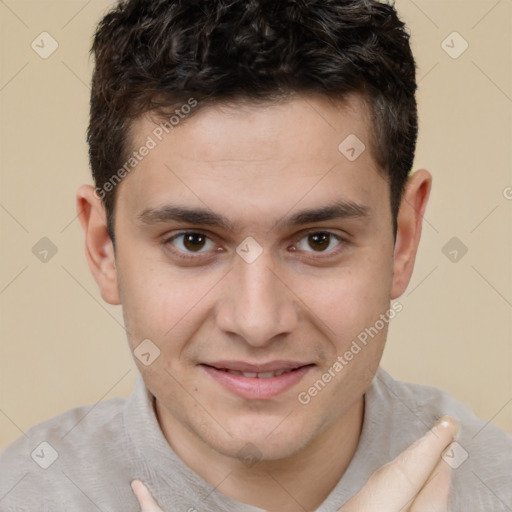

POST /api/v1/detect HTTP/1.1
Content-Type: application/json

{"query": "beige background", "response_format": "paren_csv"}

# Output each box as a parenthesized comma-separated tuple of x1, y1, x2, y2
(0, 0, 511, 451)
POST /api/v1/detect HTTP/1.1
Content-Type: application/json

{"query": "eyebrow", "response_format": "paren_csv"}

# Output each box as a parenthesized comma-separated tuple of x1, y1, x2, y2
(136, 199, 370, 231)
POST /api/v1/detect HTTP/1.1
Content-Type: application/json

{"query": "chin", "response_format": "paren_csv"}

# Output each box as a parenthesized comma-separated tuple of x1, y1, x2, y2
(212, 415, 316, 462)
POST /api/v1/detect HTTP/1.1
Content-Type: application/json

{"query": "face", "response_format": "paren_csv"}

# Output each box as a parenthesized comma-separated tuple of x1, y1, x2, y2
(79, 94, 428, 463)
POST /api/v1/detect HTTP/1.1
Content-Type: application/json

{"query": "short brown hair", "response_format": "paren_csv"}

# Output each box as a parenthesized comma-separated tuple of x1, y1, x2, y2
(88, 0, 418, 243)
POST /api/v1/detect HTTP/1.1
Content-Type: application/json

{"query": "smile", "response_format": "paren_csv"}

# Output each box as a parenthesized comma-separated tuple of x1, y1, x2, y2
(201, 362, 314, 400)
(217, 368, 294, 378)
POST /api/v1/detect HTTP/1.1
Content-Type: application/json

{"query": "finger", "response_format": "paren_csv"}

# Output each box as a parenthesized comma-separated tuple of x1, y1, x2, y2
(339, 416, 459, 512)
(366, 416, 458, 507)
(410, 456, 452, 512)
(131, 480, 164, 512)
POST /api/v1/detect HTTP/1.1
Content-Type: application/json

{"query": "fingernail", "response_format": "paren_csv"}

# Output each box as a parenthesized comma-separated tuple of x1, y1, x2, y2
(433, 415, 460, 438)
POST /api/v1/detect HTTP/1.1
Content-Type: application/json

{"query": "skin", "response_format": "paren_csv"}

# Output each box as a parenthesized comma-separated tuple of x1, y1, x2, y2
(132, 416, 459, 511)
(77, 93, 432, 511)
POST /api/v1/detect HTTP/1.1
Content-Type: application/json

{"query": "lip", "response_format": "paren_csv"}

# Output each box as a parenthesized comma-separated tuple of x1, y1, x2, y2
(201, 361, 314, 400)
(203, 360, 309, 373)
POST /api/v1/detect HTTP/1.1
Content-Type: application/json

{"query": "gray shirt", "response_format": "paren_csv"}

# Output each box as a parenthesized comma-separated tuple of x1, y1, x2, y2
(1, 367, 511, 511)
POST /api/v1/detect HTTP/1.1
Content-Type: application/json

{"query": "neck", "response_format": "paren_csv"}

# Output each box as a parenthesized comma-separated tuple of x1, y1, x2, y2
(156, 397, 365, 511)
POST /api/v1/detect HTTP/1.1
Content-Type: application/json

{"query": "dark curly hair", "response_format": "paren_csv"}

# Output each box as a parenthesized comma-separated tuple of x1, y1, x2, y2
(88, 0, 418, 243)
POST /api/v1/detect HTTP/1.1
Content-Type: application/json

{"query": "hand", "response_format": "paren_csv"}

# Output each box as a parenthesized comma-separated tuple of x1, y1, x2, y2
(131, 416, 459, 512)
(131, 480, 163, 512)
(339, 415, 459, 512)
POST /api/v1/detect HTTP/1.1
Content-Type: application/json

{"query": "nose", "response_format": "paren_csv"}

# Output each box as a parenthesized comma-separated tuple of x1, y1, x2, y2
(215, 253, 299, 347)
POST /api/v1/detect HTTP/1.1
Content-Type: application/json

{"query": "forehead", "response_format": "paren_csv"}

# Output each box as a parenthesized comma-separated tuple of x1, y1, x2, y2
(116, 93, 387, 227)
(130, 93, 375, 170)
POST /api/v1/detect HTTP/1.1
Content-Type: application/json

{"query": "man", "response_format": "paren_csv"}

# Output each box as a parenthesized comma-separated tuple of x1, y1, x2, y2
(0, 0, 510, 511)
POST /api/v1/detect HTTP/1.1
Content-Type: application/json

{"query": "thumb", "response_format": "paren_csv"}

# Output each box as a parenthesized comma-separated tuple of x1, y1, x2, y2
(339, 416, 459, 512)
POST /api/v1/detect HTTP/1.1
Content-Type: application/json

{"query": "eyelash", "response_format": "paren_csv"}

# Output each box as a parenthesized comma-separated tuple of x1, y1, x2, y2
(162, 230, 347, 262)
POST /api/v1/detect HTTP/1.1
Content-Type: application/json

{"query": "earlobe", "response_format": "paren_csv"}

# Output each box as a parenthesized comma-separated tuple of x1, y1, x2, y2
(390, 170, 432, 299)
(76, 185, 121, 305)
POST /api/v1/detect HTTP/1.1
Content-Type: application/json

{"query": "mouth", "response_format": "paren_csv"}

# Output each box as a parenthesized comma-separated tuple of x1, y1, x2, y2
(200, 361, 314, 400)
(213, 367, 297, 378)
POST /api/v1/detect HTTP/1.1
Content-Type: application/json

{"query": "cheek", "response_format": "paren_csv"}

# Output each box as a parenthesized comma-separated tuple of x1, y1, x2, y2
(116, 251, 224, 348)
(292, 250, 393, 342)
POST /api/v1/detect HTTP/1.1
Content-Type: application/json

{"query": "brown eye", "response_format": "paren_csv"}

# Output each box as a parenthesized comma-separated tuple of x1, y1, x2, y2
(183, 233, 206, 251)
(307, 232, 331, 251)
(294, 231, 342, 254)
(168, 232, 215, 253)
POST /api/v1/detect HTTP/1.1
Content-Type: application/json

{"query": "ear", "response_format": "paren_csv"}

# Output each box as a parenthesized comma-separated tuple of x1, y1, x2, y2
(76, 185, 121, 305)
(391, 170, 432, 299)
